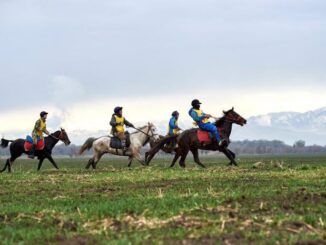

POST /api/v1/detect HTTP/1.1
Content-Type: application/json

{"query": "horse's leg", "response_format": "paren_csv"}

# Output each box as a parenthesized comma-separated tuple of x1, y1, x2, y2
(127, 157, 133, 167)
(0, 159, 10, 173)
(221, 148, 237, 166)
(145, 151, 156, 165)
(227, 149, 237, 166)
(145, 151, 149, 164)
(170, 152, 180, 168)
(190, 148, 206, 168)
(179, 147, 189, 168)
(85, 158, 95, 169)
(7, 155, 19, 173)
(131, 147, 146, 166)
(145, 146, 161, 165)
(93, 151, 105, 169)
(134, 153, 146, 166)
(86, 150, 100, 170)
(46, 155, 59, 169)
(7, 159, 12, 173)
(37, 157, 45, 171)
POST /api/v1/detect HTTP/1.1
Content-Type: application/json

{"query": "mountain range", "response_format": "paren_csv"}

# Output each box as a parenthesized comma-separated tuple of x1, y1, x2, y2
(233, 107, 326, 145)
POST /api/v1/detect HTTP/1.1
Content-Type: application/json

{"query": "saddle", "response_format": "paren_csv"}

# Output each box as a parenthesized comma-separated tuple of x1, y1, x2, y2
(196, 128, 227, 148)
(197, 130, 213, 143)
(24, 136, 45, 152)
(110, 132, 131, 149)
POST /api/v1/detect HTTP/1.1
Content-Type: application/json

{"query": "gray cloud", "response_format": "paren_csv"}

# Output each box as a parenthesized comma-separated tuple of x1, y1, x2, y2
(0, 0, 325, 112)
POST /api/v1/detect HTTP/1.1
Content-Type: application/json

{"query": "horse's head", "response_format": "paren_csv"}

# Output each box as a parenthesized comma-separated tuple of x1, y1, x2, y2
(147, 122, 160, 141)
(58, 128, 71, 146)
(222, 107, 247, 126)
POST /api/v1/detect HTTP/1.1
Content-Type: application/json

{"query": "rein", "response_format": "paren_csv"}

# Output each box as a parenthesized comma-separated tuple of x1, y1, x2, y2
(49, 131, 63, 142)
(132, 126, 158, 139)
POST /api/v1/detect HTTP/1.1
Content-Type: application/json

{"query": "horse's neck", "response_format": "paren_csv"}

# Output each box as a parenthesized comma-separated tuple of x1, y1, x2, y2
(131, 127, 149, 144)
(46, 133, 60, 149)
(220, 120, 233, 138)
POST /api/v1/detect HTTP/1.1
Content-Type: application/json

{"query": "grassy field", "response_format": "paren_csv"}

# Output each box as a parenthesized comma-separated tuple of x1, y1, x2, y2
(0, 155, 326, 245)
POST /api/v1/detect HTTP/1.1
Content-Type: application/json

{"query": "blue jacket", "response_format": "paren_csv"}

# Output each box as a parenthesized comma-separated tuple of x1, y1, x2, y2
(189, 108, 207, 124)
(169, 116, 179, 135)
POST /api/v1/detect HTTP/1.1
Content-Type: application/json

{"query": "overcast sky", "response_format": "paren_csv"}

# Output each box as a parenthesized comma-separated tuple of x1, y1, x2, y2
(0, 0, 326, 138)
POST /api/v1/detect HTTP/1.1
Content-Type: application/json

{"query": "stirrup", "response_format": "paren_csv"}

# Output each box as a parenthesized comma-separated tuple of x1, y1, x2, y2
(218, 139, 227, 147)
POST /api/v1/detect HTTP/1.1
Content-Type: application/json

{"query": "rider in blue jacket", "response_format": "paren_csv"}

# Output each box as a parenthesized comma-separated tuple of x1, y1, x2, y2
(168, 111, 181, 136)
(189, 99, 225, 146)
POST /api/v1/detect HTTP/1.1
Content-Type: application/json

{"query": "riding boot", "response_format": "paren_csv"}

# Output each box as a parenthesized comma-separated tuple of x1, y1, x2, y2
(28, 145, 36, 159)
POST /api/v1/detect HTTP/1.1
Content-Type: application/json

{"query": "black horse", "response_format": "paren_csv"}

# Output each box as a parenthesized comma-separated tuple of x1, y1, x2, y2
(145, 108, 247, 168)
(0, 129, 71, 172)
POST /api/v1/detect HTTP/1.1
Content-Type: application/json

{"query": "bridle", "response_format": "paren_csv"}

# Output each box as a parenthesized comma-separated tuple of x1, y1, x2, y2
(223, 112, 245, 125)
(49, 130, 66, 143)
(133, 125, 159, 140)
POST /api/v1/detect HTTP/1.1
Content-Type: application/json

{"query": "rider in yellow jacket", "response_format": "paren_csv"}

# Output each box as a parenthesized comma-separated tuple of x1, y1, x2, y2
(29, 111, 50, 158)
(110, 107, 134, 148)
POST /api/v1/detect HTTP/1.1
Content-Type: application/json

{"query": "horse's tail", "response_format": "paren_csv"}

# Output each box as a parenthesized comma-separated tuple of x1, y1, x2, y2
(145, 135, 177, 164)
(79, 137, 97, 155)
(1, 138, 13, 148)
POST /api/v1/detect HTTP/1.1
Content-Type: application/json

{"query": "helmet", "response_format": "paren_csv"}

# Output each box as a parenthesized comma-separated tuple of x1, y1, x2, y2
(191, 99, 202, 107)
(172, 111, 179, 117)
(114, 106, 123, 114)
(40, 111, 48, 117)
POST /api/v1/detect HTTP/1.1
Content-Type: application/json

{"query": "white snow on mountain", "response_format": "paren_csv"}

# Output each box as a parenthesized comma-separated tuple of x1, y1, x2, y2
(233, 107, 326, 145)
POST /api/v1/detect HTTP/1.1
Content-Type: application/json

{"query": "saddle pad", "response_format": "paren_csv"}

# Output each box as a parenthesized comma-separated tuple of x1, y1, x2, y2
(24, 139, 45, 152)
(110, 137, 123, 149)
(197, 130, 211, 143)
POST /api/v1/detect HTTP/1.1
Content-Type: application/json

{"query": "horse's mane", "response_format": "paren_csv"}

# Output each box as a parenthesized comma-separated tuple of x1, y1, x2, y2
(46, 130, 61, 138)
(215, 114, 226, 127)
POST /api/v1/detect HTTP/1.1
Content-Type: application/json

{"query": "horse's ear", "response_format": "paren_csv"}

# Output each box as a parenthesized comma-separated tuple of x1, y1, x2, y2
(223, 110, 226, 114)
(232, 107, 234, 111)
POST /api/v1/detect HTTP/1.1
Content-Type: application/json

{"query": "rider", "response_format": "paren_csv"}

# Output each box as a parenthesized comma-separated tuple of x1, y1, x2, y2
(110, 107, 135, 149)
(29, 111, 50, 159)
(189, 99, 225, 147)
(168, 111, 182, 136)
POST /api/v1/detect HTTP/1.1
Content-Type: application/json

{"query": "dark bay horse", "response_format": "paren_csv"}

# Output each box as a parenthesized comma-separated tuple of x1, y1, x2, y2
(145, 108, 247, 168)
(0, 129, 71, 172)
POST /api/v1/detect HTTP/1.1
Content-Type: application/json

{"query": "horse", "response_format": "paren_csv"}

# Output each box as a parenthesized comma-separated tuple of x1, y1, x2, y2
(0, 129, 71, 173)
(145, 108, 247, 168)
(79, 122, 159, 169)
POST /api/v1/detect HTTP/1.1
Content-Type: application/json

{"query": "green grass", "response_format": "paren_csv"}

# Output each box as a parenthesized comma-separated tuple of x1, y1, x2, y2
(0, 155, 326, 244)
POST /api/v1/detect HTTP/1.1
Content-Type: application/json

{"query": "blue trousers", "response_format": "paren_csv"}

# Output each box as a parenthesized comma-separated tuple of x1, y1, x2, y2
(199, 123, 220, 141)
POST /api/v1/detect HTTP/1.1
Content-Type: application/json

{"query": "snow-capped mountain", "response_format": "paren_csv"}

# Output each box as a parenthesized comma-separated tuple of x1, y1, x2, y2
(233, 107, 326, 145)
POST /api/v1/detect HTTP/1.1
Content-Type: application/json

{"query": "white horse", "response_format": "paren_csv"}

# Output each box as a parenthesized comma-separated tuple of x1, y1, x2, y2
(79, 122, 159, 169)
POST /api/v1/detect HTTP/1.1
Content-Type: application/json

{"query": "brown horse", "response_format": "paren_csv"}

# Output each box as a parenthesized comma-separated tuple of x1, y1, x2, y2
(145, 108, 247, 168)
